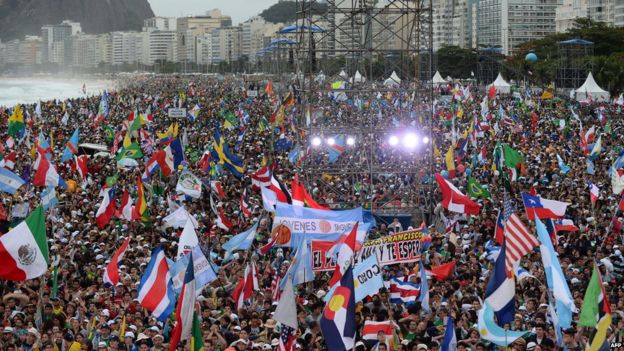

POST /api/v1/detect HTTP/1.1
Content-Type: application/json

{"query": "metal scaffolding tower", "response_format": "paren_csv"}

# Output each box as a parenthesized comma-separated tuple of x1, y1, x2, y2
(290, 0, 436, 223)
(556, 39, 594, 90)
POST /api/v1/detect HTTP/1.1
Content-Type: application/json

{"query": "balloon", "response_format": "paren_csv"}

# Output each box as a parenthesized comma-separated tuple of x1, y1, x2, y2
(465, 168, 472, 177)
(457, 164, 466, 173)
(442, 170, 448, 179)
(525, 52, 538, 62)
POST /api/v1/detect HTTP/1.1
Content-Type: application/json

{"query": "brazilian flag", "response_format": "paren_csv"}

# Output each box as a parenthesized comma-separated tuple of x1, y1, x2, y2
(468, 176, 490, 199)
(104, 126, 115, 143)
(116, 143, 143, 160)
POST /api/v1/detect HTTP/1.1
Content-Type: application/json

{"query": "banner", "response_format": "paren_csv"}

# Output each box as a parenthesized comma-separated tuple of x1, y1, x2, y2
(312, 228, 427, 269)
(176, 171, 202, 198)
(355, 228, 425, 266)
(272, 203, 367, 247)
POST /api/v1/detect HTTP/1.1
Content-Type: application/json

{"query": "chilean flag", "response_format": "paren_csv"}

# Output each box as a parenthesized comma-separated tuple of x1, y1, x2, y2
(103, 236, 131, 287)
(33, 150, 66, 188)
(96, 188, 116, 229)
(521, 192, 569, 220)
(435, 173, 480, 215)
(495, 209, 505, 245)
(117, 189, 134, 221)
(553, 219, 579, 233)
(589, 182, 600, 205)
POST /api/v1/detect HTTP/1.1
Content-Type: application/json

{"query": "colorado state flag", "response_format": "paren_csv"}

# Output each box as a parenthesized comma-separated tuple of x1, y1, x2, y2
(320, 266, 356, 351)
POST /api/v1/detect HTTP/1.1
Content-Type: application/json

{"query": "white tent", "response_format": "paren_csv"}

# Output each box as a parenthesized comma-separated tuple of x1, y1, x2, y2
(487, 73, 511, 94)
(384, 71, 401, 86)
(351, 70, 365, 83)
(432, 71, 447, 85)
(574, 72, 610, 102)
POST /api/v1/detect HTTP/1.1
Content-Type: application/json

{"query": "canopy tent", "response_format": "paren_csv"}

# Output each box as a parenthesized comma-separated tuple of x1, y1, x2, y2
(383, 71, 401, 86)
(487, 73, 511, 94)
(574, 72, 610, 102)
(351, 70, 365, 83)
(432, 71, 447, 85)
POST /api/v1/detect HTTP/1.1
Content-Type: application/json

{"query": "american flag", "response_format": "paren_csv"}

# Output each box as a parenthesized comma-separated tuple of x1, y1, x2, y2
(279, 324, 297, 351)
(503, 192, 515, 221)
(503, 213, 539, 275)
(271, 269, 281, 301)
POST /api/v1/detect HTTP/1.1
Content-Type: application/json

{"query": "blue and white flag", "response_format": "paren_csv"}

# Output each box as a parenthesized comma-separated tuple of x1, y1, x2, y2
(514, 264, 535, 283)
(0, 168, 26, 195)
(40, 187, 58, 210)
(170, 246, 218, 295)
(586, 159, 595, 175)
(477, 302, 528, 347)
(273, 203, 366, 247)
(556, 154, 571, 174)
(281, 239, 314, 287)
(441, 316, 457, 351)
(535, 218, 575, 329)
(326, 255, 384, 303)
(222, 221, 258, 252)
(328, 135, 346, 163)
(419, 260, 430, 313)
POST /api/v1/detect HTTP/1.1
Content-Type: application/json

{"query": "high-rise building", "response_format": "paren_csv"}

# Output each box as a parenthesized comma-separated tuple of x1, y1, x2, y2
(146, 29, 179, 65)
(432, 0, 476, 50)
(556, 0, 623, 32)
(176, 10, 232, 62)
(111, 31, 145, 65)
(478, 0, 561, 55)
(70, 34, 111, 68)
(211, 26, 242, 64)
(144, 17, 177, 31)
(41, 20, 82, 64)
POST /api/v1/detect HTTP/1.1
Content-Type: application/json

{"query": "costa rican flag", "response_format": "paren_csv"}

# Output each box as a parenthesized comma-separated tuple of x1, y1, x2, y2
(385, 278, 420, 304)
(137, 247, 176, 321)
(103, 236, 131, 287)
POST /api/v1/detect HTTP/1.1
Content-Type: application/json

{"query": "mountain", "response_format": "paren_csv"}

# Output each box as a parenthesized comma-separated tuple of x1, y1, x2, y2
(260, 1, 328, 24)
(0, 0, 154, 41)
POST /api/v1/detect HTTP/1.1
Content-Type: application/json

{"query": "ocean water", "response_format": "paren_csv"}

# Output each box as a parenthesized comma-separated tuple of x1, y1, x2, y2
(0, 77, 114, 107)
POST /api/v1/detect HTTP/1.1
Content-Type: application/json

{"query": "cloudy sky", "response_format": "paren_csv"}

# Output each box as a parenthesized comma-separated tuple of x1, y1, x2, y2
(148, 0, 280, 25)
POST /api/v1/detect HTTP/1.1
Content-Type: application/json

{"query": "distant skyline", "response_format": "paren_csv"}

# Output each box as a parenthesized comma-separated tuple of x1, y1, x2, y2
(148, 0, 280, 25)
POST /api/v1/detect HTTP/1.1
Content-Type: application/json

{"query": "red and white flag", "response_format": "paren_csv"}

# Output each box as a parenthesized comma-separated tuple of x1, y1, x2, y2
(258, 235, 278, 255)
(251, 165, 271, 189)
(291, 175, 305, 207)
(210, 181, 225, 199)
(240, 190, 252, 218)
(589, 182, 600, 205)
(103, 236, 131, 286)
(232, 262, 259, 309)
(117, 189, 134, 221)
(362, 321, 396, 341)
(0, 151, 16, 170)
(504, 213, 539, 275)
(169, 254, 196, 350)
(329, 223, 358, 287)
(74, 155, 88, 180)
(96, 189, 116, 229)
(435, 173, 480, 215)
(215, 208, 233, 232)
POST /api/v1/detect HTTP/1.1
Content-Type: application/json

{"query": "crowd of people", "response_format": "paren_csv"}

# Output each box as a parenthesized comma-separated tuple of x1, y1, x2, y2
(0, 72, 623, 351)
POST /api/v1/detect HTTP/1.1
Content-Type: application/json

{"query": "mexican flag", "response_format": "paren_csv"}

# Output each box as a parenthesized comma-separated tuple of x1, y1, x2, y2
(0, 207, 48, 281)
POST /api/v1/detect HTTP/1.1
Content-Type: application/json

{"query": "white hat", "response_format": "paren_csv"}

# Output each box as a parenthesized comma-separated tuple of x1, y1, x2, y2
(271, 338, 279, 346)
(316, 290, 326, 299)
(124, 331, 135, 339)
(149, 326, 159, 332)
(101, 309, 110, 317)
(96, 254, 104, 260)
(98, 341, 107, 347)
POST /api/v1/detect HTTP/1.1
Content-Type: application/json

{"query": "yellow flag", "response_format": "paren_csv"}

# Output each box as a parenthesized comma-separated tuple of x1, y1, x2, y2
(123, 132, 132, 148)
(445, 145, 455, 173)
(119, 315, 126, 338)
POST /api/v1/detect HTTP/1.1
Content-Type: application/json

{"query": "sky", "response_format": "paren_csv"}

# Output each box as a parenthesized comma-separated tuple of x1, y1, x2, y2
(148, 0, 280, 25)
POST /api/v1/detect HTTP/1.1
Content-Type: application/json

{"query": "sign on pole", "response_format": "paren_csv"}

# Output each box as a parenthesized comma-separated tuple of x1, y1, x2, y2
(168, 108, 187, 118)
